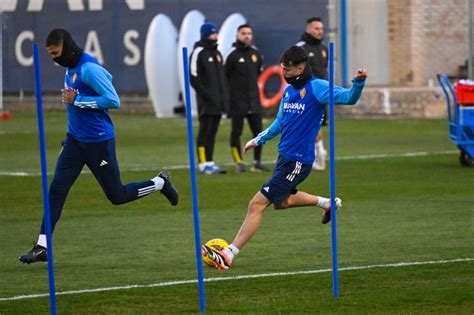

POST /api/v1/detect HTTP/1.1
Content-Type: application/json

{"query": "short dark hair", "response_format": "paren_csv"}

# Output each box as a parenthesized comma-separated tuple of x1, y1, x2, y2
(306, 17, 323, 24)
(279, 46, 308, 67)
(46, 29, 67, 47)
(237, 24, 252, 31)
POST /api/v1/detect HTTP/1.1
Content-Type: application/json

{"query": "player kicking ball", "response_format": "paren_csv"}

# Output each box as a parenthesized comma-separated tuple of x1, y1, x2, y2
(203, 46, 367, 270)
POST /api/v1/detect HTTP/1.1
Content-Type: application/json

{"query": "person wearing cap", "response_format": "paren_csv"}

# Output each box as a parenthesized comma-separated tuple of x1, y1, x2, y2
(189, 22, 230, 175)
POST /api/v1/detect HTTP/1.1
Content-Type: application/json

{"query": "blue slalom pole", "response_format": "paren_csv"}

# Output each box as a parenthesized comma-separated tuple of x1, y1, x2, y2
(181, 47, 206, 312)
(33, 42, 57, 315)
(328, 42, 339, 299)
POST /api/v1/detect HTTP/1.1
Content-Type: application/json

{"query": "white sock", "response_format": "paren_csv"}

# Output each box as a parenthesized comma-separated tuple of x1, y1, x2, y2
(316, 197, 330, 209)
(37, 234, 47, 248)
(317, 139, 326, 154)
(151, 176, 164, 191)
(223, 244, 240, 262)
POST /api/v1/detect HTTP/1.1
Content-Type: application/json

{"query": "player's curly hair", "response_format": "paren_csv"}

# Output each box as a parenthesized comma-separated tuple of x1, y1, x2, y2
(279, 46, 308, 67)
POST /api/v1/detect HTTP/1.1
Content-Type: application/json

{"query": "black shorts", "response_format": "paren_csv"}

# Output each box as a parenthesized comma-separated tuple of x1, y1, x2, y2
(260, 156, 312, 205)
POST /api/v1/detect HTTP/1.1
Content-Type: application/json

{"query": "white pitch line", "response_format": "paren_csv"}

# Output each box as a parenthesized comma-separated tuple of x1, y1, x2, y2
(0, 150, 458, 177)
(0, 257, 472, 302)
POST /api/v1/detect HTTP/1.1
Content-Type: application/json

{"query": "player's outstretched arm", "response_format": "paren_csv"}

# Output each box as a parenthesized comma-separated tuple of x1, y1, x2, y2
(251, 98, 285, 149)
(314, 68, 368, 105)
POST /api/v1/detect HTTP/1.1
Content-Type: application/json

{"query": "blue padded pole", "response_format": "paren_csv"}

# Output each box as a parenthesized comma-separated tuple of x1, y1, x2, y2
(181, 47, 206, 312)
(33, 42, 57, 315)
(328, 42, 339, 299)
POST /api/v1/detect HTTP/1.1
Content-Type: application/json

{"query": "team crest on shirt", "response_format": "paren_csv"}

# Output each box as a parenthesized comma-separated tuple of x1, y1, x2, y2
(251, 54, 257, 63)
(322, 50, 327, 58)
(300, 88, 306, 99)
(72, 73, 77, 83)
(216, 54, 222, 63)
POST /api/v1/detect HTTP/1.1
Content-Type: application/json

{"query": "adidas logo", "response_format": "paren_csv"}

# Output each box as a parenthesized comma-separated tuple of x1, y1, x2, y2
(100, 160, 108, 167)
(208, 57, 214, 62)
(308, 52, 315, 57)
(239, 57, 245, 63)
(263, 186, 269, 192)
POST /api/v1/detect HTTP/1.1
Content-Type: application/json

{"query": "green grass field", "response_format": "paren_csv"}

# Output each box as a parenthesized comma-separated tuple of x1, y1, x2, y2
(0, 111, 472, 314)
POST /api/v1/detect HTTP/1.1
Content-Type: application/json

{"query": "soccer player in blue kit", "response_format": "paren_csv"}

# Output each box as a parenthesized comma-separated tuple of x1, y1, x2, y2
(19, 29, 179, 264)
(203, 46, 368, 270)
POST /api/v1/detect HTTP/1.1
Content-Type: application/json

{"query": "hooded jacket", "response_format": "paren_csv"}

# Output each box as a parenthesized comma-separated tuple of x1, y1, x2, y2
(189, 39, 230, 116)
(224, 40, 263, 116)
(296, 32, 328, 80)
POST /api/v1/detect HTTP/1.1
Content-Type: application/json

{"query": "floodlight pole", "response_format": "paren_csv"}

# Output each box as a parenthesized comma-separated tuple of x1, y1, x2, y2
(328, 42, 339, 299)
(33, 42, 57, 315)
(182, 47, 206, 312)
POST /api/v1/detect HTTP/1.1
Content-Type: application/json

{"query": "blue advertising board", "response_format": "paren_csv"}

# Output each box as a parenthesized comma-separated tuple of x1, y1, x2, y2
(3, 0, 328, 92)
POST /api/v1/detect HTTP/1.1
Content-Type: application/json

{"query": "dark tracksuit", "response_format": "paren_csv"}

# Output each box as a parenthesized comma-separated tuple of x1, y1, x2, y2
(296, 32, 328, 80)
(224, 40, 264, 163)
(40, 53, 156, 235)
(189, 39, 229, 163)
(296, 32, 329, 124)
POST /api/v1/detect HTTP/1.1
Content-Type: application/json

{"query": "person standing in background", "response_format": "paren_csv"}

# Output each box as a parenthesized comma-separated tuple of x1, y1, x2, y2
(296, 17, 328, 170)
(189, 22, 230, 175)
(224, 24, 269, 173)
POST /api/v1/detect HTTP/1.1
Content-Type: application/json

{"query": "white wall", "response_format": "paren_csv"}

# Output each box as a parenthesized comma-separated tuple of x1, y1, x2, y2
(347, 0, 389, 85)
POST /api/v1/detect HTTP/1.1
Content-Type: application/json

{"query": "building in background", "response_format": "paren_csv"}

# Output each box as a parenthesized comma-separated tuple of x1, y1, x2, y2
(330, 0, 470, 86)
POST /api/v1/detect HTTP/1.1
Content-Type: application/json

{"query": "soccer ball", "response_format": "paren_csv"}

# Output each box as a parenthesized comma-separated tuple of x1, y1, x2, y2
(202, 238, 229, 268)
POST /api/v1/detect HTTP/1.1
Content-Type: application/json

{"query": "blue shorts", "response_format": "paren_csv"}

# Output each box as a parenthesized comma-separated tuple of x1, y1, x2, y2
(260, 156, 312, 205)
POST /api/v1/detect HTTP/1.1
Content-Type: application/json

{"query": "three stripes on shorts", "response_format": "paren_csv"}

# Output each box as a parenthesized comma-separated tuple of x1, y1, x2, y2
(286, 161, 302, 182)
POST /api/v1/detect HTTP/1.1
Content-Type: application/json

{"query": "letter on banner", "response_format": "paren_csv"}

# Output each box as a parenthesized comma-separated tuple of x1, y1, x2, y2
(84, 31, 104, 64)
(15, 31, 34, 66)
(123, 30, 141, 66)
(27, 0, 44, 11)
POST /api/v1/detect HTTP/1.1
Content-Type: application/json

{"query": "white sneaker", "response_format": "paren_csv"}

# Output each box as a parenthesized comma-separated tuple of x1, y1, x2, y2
(322, 197, 342, 224)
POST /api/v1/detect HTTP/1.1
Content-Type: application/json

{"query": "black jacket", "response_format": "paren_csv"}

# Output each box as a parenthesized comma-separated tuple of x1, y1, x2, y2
(224, 40, 263, 116)
(296, 32, 328, 80)
(189, 39, 229, 116)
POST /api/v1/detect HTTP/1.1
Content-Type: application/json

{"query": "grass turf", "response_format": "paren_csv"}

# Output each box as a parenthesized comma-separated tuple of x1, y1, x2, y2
(0, 111, 472, 313)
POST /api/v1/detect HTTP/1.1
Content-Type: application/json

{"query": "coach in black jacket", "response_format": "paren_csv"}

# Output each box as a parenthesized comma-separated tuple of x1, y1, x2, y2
(296, 17, 328, 170)
(296, 17, 328, 80)
(190, 22, 229, 175)
(224, 24, 268, 173)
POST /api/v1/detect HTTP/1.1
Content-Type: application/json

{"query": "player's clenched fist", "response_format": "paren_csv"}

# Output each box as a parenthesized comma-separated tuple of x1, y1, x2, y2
(354, 68, 368, 81)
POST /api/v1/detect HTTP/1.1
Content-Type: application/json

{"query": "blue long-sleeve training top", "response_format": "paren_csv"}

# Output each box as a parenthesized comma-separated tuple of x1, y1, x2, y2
(255, 77, 365, 164)
(64, 53, 120, 142)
